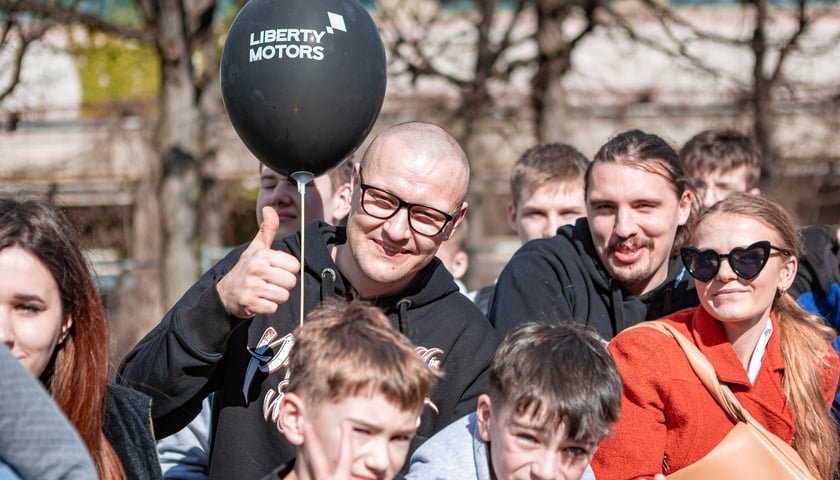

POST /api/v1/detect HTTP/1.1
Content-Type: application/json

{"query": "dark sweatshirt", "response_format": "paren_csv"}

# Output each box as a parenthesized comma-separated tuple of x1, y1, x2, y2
(119, 221, 499, 479)
(489, 218, 699, 340)
(790, 224, 840, 330)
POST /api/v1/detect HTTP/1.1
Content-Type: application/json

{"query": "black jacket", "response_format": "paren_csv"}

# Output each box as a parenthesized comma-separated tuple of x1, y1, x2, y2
(119, 221, 499, 479)
(790, 225, 840, 329)
(489, 218, 698, 340)
(103, 383, 162, 480)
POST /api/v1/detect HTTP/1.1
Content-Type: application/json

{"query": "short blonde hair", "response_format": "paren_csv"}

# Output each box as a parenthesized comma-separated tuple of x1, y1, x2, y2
(510, 142, 589, 207)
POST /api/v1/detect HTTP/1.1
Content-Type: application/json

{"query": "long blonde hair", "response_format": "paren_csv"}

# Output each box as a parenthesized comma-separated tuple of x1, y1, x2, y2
(700, 193, 838, 479)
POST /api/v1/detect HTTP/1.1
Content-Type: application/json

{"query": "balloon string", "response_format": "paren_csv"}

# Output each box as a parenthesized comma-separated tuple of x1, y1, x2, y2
(299, 182, 305, 328)
(292, 172, 314, 328)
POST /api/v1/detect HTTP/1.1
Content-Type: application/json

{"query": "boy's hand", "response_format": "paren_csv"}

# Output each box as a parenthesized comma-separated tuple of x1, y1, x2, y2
(216, 206, 301, 318)
(302, 420, 354, 479)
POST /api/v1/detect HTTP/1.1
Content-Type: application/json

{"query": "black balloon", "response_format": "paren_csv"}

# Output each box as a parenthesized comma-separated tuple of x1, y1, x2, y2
(221, 0, 386, 177)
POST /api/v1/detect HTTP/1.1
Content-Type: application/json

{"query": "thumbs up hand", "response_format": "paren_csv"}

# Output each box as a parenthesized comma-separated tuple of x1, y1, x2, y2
(216, 206, 302, 319)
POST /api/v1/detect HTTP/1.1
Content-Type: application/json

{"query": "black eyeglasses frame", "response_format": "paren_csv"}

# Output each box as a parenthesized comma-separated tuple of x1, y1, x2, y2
(357, 168, 461, 237)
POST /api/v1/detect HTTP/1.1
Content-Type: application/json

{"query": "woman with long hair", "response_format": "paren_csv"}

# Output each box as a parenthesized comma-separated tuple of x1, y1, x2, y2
(0, 197, 161, 479)
(592, 192, 839, 479)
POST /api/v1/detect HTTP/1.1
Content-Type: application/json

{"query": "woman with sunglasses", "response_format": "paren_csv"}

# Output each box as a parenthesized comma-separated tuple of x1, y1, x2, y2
(591, 192, 839, 480)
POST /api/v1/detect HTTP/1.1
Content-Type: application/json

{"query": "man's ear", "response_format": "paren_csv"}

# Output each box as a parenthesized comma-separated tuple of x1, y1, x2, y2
(476, 394, 493, 443)
(279, 392, 307, 446)
(506, 202, 518, 233)
(443, 203, 469, 241)
(677, 189, 693, 226)
(452, 202, 468, 230)
(330, 183, 352, 224)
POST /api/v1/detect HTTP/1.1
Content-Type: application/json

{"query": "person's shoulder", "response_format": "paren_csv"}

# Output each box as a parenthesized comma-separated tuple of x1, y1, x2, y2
(407, 413, 477, 477)
(799, 224, 838, 260)
(418, 413, 475, 451)
(519, 231, 576, 255)
(423, 292, 499, 344)
(612, 311, 694, 354)
(800, 224, 835, 243)
(106, 382, 152, 412)
(104, 383, 154, 439)
(415, 269, 492, 324)
(104, 384, 163, 480)
(502, 234, 587, 281)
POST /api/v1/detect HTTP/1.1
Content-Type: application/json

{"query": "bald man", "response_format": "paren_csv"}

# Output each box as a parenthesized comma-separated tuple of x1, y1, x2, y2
(120, 122, 499, 479)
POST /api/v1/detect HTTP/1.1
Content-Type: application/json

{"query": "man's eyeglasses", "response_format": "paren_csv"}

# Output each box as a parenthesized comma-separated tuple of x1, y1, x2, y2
(680, 240, 791, 283)
(358, 169, 461, 237)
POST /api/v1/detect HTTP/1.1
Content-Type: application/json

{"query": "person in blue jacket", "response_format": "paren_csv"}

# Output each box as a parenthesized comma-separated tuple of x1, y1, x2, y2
(0, 343, 97, 480)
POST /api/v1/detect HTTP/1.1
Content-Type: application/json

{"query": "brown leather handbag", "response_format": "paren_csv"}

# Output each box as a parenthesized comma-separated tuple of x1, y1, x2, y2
(628, 321, 815, 480)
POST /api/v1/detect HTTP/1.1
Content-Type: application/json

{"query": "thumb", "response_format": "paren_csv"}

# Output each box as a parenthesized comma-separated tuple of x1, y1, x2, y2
(255, 206, 280, 248)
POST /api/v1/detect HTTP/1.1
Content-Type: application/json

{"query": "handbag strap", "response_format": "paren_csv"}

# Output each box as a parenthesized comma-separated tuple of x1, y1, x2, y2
(626, 321, 816, 480)
(626, 321, 754, 425)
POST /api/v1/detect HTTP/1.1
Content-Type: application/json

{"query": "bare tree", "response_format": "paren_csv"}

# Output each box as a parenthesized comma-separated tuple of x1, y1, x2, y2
(375, 0, 601, 267)
(0, 7, 53, 129)
(377, 0, 600, 147)
(0, 0, 227, 315)
(603, 0, 840, 186)
(531, 0, 599, 142)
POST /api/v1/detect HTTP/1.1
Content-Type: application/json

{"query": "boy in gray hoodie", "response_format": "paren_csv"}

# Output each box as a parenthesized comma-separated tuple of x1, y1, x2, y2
(406, 321, 622, 480)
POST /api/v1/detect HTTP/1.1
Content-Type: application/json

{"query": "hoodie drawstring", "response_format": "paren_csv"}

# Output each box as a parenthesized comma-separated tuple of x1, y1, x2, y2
(320, 268, 337, 303)
(609, 278, 625, 335)
(396, 299, 411, 333)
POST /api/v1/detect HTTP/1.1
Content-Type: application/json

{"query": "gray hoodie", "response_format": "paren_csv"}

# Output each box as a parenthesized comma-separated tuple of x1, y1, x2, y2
(406, 413, 597, 480)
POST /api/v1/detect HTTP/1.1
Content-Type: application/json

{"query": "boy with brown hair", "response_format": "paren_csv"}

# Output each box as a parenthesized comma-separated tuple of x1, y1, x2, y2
(406, 321, 622, 480)
(507, 142, 590, 243)
(476, 143, 589, 317)
(263, 300, 439, 480)
(678, 128, 762, 209)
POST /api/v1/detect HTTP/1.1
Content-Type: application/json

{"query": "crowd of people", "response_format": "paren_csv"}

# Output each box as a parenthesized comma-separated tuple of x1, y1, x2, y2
(1, 121, 839, 480)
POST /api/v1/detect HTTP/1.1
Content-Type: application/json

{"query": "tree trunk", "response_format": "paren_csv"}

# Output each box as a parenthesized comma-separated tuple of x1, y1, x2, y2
(750, 0, 777, 189)
(198, 5, 225, 258)
(531, 0, 588, 143)
(155, 0, 202, 307)
(112, 174, 164, 364)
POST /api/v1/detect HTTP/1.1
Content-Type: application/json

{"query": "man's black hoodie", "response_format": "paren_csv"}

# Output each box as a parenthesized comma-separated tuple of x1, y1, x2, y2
(489, 218, 698, 340)
(119, 221, 499, 479)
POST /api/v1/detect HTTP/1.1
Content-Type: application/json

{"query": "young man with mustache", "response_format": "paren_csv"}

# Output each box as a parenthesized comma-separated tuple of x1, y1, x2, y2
(489, 129, 699, 340)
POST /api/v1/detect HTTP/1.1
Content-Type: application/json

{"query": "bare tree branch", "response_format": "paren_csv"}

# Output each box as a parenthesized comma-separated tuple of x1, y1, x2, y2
(0, 9, 52, 103)
(0, 0, 153, 42)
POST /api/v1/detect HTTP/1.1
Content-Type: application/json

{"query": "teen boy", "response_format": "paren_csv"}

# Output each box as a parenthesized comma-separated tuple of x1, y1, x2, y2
(506, 142, 590, 243)
(262, 300, 439, 480)
(405, 321, 622, 480)
(475, 142, 589, 316)
(678, 128, 762, 210)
